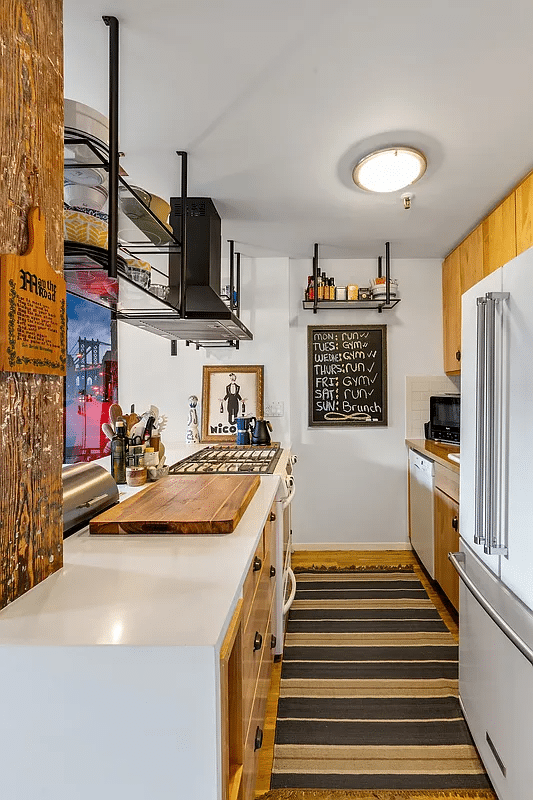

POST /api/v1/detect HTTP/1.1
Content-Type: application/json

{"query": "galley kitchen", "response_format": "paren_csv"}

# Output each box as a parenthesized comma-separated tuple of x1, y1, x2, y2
(2, 2, 533, 799)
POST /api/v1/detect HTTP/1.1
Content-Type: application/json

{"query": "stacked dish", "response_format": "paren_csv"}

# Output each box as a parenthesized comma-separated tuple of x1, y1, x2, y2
(123, 257, 152, 289)
(370, 276, 398, 299)
(64, 206, 108, 249)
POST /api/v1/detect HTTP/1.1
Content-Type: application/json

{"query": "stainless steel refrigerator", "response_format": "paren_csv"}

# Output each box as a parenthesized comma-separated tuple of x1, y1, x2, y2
(451, 248, 533, 800)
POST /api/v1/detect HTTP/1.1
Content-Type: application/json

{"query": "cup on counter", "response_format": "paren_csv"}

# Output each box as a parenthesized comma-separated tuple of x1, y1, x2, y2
(126, 466, 147, 487)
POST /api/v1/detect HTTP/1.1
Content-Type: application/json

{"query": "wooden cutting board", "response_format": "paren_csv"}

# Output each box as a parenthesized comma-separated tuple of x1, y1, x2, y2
(89, 474, 261, 535)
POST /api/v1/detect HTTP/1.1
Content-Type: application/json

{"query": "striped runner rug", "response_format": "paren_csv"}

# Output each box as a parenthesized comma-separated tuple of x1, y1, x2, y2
(269, 570, 493, 795)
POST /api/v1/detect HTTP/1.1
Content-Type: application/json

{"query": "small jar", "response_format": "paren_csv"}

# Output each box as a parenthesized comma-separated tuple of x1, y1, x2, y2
(347, 284, 359, 300)
(143, 447, 159, 468)
(335, 285, 347, 301)
(126, 466, 147, 486)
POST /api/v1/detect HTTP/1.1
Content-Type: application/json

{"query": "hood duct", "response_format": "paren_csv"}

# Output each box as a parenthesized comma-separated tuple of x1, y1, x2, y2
(162, 197, 252, 342)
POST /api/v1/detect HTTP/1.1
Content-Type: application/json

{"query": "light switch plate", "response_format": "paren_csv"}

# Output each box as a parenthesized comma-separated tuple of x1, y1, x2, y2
(264, 401, 284, 417)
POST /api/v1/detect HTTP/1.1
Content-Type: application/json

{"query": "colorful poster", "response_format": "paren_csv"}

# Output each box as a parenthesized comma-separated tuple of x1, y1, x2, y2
(64, 294, 117, 463)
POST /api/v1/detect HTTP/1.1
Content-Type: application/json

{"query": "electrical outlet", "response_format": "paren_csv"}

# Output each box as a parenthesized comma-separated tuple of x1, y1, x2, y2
(265, 401, 284, 417)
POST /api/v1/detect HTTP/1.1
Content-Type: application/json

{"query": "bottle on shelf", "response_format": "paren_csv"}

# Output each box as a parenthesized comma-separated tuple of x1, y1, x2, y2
(329, 277, 335, 300)
(305, 275, 315, 301)
(317, 272, 323, 300)
(111, 418, 128, 485)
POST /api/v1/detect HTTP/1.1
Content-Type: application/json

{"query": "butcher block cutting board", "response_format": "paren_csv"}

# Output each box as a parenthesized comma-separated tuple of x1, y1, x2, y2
(89, 474, 261, 535)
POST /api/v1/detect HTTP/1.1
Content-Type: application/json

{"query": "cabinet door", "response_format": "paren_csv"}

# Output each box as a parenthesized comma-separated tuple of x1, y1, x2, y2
(442, 248, 462, 374)
(220, 600, 244, 800)
(460, 226, 484, 292)
(515, 172, 533, 256)
(483, 194, 516, 274)
(434, 487, 459, 610)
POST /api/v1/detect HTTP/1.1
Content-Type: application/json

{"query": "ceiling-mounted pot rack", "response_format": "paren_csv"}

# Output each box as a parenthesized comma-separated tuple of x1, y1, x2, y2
(63, 15, 252, 347)
(302, 241, 401, 313)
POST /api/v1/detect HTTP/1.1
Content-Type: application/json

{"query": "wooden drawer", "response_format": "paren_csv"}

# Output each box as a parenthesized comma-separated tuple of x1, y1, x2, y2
(242, 566, 275, 726)
(434, 487, 460, 610)
(434, 462, 459, 503)
(242, 536, 264, 627)
(242, 605, 275, 800)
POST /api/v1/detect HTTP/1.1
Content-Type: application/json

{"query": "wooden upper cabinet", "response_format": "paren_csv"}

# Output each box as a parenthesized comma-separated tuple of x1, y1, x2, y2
(482, 193, 516, 274)
(515, 172, 533, 256)
(460, 225, 484, 292)
(442, 248, 462, 374)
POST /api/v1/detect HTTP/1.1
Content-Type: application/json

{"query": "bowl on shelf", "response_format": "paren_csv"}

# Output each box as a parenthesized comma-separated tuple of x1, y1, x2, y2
(150, 283, 170, 300)
(64, 99, 110, 149)
(64, 208, 108, 249)
(370, 277, 398, 299)
(64, 183, 108, 211)
(123, 257, 152, 289)
(118, 185, 173, 245)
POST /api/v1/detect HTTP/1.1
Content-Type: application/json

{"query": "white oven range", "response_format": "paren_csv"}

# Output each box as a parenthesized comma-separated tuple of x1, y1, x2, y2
(170, 444, 297, 656)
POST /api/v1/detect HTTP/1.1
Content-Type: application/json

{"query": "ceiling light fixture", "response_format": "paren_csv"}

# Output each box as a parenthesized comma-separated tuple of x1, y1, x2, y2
(352, 146, 427, 193)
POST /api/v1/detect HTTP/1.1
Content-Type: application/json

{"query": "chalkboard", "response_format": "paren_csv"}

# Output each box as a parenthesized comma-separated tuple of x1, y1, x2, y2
(308, 325, 387, 427)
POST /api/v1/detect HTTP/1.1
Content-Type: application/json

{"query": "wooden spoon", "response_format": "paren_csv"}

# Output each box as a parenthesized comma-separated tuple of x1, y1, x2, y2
(109, 403, 123, 427)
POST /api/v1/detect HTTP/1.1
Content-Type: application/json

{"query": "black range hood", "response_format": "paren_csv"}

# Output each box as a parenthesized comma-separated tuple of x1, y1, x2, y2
(111, 195, 252, 343)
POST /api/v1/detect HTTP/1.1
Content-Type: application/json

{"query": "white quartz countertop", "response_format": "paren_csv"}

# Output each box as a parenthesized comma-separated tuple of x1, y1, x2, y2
(0, 468, 282, 649)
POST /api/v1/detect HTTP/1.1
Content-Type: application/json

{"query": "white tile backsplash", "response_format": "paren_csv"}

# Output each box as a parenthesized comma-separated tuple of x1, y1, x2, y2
(405, 375, 460, 438)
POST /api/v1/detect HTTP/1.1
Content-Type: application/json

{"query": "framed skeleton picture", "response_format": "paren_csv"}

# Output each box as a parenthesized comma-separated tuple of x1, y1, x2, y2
(201, 365, 264, 442)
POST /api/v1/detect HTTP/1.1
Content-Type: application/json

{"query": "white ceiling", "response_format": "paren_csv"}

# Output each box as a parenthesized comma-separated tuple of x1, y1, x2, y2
(64, 0, 533, 260)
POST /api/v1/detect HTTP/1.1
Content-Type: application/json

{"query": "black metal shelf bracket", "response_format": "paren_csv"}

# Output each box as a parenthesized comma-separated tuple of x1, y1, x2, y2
(103, 15, 119, 280)
(308, 240, 398, 314)
(176, 151, 188, 319)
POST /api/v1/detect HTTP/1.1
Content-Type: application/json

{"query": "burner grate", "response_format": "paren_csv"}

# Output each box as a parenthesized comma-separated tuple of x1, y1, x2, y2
(169, 445, 282, 475)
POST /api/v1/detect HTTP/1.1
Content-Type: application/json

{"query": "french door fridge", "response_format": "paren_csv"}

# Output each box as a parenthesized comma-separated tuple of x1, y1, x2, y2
(451, 248, 533, 800)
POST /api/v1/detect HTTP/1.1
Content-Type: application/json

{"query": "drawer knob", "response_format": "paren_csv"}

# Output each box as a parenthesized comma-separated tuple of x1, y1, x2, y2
(254, 726, 263, 751)
(253, 631, 263, 651)
(269, 511, 276, 522)
(253, 556, 262, 572)
(455, 350, 461, 361)
(270, 634, 277, 649)
(270, 565, 276, 578)
(452, 515, 459, 531)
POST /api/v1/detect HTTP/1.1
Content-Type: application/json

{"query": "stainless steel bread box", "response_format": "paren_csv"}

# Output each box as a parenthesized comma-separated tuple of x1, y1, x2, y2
(62, 462, 119, 536)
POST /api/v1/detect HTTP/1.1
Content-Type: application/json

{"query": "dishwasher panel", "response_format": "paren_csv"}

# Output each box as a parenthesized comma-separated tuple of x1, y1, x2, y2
(409, 449, 435, 577)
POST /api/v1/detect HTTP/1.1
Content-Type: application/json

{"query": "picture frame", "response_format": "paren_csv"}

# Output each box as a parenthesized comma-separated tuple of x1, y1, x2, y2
(201, 365, 264, 442)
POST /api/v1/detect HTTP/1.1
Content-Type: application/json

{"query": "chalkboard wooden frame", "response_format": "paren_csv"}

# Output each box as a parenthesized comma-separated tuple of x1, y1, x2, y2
(308, 324, 388, 427)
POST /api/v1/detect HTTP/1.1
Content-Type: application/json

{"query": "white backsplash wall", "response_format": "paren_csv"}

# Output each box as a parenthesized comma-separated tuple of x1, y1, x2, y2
(118, 253, 446, 549)
(117, 257, 292, 451)
(405, 375, 461, 439)
(289, 256, 444, 548)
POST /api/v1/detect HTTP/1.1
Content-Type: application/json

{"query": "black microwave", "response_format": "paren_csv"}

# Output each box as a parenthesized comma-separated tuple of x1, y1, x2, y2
(425, 394, 460, 444)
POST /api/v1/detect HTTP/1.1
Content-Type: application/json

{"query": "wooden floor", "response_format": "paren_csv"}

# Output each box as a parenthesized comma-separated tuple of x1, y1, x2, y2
(254, 549, 459, 798)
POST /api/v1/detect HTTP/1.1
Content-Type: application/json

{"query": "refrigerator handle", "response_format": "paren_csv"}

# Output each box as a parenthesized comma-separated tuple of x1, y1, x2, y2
(484, 292, 510, 557)
(449, 552, 533, 666)
(474, 297, 486, 545)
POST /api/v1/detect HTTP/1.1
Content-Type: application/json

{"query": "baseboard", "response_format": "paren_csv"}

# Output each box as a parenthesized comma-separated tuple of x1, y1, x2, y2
(292, 542, 412, 551)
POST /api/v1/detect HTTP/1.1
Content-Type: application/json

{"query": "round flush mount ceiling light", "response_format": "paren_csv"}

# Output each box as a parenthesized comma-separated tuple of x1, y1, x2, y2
(352, 146, 427, 193)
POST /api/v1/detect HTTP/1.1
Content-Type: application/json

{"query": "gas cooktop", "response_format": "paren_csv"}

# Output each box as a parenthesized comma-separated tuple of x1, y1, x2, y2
(169, 445, 282, 475)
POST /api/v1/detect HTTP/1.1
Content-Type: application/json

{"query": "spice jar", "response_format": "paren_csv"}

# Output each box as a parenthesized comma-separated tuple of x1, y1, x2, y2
(143, 447, 159, 468)
(335, 286, 347, 301)
(347, 284, 359, 300)
(126, 465, 147, 487)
